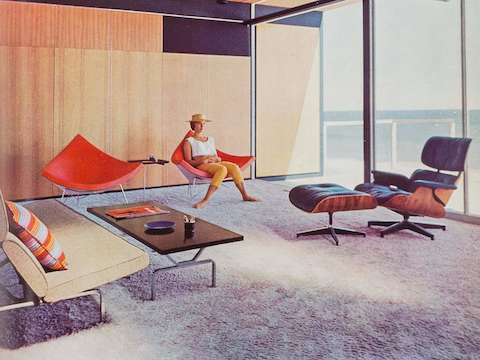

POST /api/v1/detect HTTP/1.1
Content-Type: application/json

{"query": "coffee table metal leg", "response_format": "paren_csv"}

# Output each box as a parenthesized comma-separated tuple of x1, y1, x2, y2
(149, 248, 216, 300)
(150, 271, 156, 301)
(211, 260, 216, 288)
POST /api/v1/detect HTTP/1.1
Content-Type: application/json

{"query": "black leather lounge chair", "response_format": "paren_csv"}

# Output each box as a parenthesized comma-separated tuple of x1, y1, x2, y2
(355, 136, 472, 240)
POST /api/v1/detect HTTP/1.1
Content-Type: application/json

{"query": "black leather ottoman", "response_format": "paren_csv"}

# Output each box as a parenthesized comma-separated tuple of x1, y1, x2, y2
(289, 183, 377, 245)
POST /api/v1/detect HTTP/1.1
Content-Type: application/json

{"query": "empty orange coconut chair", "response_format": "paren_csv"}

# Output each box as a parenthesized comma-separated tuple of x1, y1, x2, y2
(171, 131, 254, 197)
(42, 134, 143, 203)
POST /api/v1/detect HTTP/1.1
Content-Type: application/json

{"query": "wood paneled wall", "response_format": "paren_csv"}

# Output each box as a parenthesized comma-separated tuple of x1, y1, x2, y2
(162, 53, 251, 186)
(0, 46, 55, 198)
(256, 23, 320, 177)
(54, 48, 110, 152)
(0, 1, 251, 200)
(110, 51, 164, 189)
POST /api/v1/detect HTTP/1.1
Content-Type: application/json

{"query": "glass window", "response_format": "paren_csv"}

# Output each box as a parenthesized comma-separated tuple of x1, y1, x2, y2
(321, 2, 364, 188)
(466, 0, 480, 215)
(374, 0, 463, 211)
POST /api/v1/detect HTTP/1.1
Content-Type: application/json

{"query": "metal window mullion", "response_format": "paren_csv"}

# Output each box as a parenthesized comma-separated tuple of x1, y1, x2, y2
(250, 3, 257, 179)
(363, 0, 375, 182)
(319, 20, 325, 176)
(460, 0, 469, 214)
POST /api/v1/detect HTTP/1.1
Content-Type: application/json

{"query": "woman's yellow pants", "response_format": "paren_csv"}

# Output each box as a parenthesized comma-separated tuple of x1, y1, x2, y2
(197, 161, 243, 188)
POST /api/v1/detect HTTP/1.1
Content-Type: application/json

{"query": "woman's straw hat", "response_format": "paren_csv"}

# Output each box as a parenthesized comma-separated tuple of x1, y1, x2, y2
(187, 113, 212, 123)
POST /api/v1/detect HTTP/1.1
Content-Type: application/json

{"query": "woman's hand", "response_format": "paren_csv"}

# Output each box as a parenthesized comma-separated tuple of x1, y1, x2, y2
(203, 156, 220, 164)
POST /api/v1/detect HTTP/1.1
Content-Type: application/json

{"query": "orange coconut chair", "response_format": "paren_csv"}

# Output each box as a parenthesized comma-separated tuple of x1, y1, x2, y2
(42, 134, 143, 203)
(171, 131, 254, 198)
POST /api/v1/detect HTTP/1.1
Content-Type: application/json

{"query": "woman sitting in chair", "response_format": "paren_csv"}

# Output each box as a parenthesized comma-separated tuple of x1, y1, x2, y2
(183, 114, 258, 208)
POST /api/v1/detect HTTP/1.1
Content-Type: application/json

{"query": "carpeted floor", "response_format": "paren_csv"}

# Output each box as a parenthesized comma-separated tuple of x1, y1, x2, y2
(1, 180, 479, 359)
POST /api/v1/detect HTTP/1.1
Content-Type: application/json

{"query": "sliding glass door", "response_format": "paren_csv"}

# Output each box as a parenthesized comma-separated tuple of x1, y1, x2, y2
(252, 0, 479, 218)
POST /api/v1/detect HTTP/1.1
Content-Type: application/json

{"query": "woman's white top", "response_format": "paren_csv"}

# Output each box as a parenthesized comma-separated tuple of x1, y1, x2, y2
(186, 136, 217, 157)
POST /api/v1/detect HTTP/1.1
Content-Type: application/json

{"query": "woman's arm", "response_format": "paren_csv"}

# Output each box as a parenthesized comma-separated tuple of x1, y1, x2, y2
(183, 141, 211, 167)
(210, 137, 221, 162)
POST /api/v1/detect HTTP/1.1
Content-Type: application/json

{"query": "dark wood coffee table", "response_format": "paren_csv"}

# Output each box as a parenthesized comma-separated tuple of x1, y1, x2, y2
(87, 202, 243, 300)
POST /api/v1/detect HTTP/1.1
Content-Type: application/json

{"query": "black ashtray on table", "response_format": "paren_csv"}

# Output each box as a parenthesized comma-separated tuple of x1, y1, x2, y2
(144, 221, 176, 234)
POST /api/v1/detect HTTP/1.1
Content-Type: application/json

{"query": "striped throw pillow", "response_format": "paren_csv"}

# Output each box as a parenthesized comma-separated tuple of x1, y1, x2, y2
(6, 201, 68, 271)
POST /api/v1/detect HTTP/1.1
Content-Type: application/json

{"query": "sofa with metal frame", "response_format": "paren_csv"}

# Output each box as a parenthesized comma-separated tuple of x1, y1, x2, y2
(355, 136, 472, 240)
(0, 190, 149, 322)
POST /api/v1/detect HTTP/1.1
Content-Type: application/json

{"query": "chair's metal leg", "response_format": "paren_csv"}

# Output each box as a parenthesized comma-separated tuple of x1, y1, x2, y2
(368, 220, 397, 228)
(380, 221, 407, 237)
(297, 228, 332, 237)
(192, 178, 197, 199)
(413, 222, 446, 231)
(61, 189, 66, 202)
(334, 227, 367, 237)
(120, 184, 128, 204)
(297, 227, 363, 246)
(187, 178, 198, 200)
(329, 227, 339, 246)
(296, 212, 364, 246)
(380, 220, 435, 240)
(406, 222, 435, 240)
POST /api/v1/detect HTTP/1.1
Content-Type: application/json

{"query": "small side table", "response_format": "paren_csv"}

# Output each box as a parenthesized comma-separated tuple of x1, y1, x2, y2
(128, 157, 169, 200)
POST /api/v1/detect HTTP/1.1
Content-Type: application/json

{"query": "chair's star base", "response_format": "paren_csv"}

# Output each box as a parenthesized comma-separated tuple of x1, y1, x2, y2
(297, 226, 366, 246)
(296, 212, 366, 246)
(368, 216, 446, 240)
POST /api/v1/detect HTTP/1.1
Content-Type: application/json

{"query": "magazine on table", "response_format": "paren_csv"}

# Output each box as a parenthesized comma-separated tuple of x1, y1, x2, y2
(106, 204, 169, 219)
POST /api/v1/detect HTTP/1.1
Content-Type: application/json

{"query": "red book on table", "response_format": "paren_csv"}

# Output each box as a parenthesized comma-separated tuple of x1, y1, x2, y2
(106, 204, 168, 219)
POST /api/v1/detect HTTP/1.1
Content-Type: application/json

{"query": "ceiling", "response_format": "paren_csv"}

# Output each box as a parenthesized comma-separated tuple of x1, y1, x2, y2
(229, 1, 315, 6)
(230, 0, 361, 13)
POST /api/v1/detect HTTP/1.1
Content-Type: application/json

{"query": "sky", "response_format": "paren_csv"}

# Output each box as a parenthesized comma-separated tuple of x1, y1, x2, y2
(322, 0, 479, 112)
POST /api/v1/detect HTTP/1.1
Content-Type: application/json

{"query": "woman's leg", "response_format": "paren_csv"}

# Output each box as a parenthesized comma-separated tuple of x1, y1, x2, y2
(220, 162, 258, 202)
(195, 163, 228, 208)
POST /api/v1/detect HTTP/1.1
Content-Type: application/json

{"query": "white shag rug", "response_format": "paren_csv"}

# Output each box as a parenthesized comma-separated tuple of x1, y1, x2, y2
(0, 180, 479, 360)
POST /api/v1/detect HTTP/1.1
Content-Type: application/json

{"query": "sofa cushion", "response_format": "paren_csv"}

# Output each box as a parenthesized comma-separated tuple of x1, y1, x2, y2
(6, 201, 68, 271)
(24, 200, 149, 303)
(354, 183, 411, 206)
